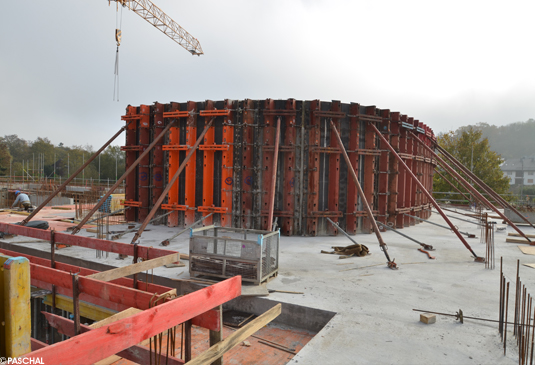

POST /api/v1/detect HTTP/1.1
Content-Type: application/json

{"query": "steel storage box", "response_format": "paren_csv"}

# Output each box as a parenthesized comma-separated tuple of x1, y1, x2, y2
(189, 225, 279, 284)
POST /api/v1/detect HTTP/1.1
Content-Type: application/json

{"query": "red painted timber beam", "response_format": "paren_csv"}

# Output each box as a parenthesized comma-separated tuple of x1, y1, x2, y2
(31, 263, 158, 310)
(44, 312, 185, 365)
(368, 123, 481, 259)
(0, 223, 176, 260)
(24, 277, 241, 365)
(0, 247, 169, 294)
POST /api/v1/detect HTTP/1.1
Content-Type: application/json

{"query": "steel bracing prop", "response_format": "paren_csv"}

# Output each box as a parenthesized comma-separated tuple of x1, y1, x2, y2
(130, 118, 214, 245)
(161, 212, 213, 246)
(368, 122, 482, 260)
(426, 209, 481, 226)
(410, 132, 532, 243)
(329, 120, 396, 269)
(375, 221, 433, 251)
(70, 120, 177, 235)
(267, 117, 281, 231)
(22, 124, 131, 225)
(434, 143, 535, 231)
(326, 217, 360, 247)
(404, 213, 476, 238)
(433, 169, 473, 204)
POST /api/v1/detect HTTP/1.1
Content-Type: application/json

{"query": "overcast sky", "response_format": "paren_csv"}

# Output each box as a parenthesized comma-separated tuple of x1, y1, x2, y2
(1, 0, 534, 148)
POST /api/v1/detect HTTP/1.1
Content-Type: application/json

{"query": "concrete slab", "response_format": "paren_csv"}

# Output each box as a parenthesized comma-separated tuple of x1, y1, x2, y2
(1, 208, 532, 364)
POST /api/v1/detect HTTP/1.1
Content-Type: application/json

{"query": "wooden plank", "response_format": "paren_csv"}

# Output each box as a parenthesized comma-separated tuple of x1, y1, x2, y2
(24, 276, 241, 364)
(43, 294, 117, 322)
(506, 238, 533, 244)
(86, 253, 179, 282)
(187, 303, 281, 365)
(3, 257, 31, 357)
(518, 246, 535, 255)
(509, 232, 535, 238)
(31, 338, 48, 351)
(522, 263, 535, 270)
(43, 312, 185, 365)
(209, 306, 223, 365)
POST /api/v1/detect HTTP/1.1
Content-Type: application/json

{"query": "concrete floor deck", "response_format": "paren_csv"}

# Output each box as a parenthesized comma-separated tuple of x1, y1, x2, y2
(1, 207, 533, 364)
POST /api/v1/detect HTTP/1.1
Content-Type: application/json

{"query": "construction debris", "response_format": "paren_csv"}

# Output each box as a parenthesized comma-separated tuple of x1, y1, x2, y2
(321, 244, 369, 258)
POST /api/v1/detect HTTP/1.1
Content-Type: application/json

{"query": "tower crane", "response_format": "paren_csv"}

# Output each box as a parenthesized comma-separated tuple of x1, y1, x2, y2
(111, 0, 203, 56)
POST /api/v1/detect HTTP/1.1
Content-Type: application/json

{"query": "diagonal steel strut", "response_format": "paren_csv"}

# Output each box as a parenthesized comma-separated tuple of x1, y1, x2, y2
(367, 122, 482, 260)
(329, 120, 396, 269)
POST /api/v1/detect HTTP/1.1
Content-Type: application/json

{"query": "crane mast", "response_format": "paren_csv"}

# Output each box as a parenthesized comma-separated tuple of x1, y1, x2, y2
(114, 0, 203, 55)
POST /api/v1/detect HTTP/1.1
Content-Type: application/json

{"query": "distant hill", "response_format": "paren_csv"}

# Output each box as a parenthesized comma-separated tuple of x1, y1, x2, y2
(459, 119, 535, 160)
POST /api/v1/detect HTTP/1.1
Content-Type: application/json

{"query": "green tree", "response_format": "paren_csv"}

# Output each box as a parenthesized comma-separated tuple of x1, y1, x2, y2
(433, 127, 510, 199)
(0, 140, 12, 176)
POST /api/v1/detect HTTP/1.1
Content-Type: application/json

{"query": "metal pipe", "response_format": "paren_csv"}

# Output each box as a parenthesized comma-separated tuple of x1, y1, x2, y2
(427, 209, 481, 226)
(506, 281, 510, 355)
(267, 117, 281, 231)
(434, 169, 472, 204)
(112, 210, 174, 240)
(368, 123, 481, 259)
(70, 120, 176, 234)
(326, 217, 359, 246)
(436, 143, 535, 230)
(412, 308, 535, 327)
(412, 133, 532, 243)
(22, 124, 130, 225)
(329, 120, 395, 268)
(129, 119, 214, 245)
(376, 221, 433, 250)
(403, 213, 476, 238)
(160, 213, 213, 245)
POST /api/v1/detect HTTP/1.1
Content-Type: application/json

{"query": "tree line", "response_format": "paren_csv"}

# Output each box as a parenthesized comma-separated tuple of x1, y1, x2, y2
(0, 135, 125, 182)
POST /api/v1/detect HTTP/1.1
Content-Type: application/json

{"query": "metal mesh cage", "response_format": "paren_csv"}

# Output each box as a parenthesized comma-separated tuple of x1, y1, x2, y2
(189, 226, 279, 284)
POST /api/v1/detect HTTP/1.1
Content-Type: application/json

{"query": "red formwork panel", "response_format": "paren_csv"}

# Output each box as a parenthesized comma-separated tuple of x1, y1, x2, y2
(122, 99, 437, 237)
(123, 105, 139, 222)
(164, 102, 182, 227)
(397, 114, 408, 228)
(220, 99, 234, 227)
(306, 100, 321, 236)
(262, 99, 276, 231)
(240, 100, 255, 229)
(387, 113, 400, 227)
(346, 103, 360, 234)
(138, 104, 151, 222)
(152, 103, 165, 215)
(280, 99, 297, 236)
(377, 110, 391, 225)
(184, 101, 198, 226)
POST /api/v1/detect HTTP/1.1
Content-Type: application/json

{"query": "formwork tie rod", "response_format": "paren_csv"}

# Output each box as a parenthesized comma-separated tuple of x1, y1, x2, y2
(403, 213, 476, 238)
(368, 122, 482, 262)
(329, 120, 397, 270)
(375, 221, 434, 251)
